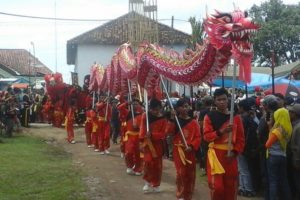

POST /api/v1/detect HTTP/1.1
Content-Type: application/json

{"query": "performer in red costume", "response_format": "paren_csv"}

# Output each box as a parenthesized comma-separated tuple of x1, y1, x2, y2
(96, 97, 111, 154)
(166, 98, 201, 200)
(65, 102, 76, 144)
(85, 105, 94, 148)
(139, 98, 168, 193)
(117, 94, 127, 158)
(42, 95, 54, 124)
(203, 88, 245, 200)
(118, 98, 143, 175)
(53, 99, 64, 128)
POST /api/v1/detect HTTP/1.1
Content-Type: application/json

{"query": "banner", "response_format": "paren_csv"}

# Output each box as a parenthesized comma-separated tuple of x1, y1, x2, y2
(71, 72, 78, 86)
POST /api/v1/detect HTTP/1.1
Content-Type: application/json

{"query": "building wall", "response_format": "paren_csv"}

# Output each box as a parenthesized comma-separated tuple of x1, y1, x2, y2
(76, 44, 119, 85)
(75, 43, 198, 96)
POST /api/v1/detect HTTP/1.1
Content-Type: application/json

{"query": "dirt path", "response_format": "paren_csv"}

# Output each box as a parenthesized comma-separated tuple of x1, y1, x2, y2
(24, 124, 262, 200)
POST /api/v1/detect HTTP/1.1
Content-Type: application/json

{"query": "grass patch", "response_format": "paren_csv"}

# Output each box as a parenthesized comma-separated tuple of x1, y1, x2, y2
(0, 136, 87, 200)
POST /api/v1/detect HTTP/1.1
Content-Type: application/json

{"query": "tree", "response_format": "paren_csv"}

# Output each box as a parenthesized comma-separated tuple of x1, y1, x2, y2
(249, 0, 300, 67)
(188, 16, 205, 50)
(187, 17, 205, 99)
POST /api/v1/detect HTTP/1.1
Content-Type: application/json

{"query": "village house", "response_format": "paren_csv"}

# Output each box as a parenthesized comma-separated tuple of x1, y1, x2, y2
(0, 49, 52, 90)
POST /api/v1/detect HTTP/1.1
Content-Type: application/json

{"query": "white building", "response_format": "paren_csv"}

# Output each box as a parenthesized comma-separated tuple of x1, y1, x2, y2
(67, 12, 196, 96)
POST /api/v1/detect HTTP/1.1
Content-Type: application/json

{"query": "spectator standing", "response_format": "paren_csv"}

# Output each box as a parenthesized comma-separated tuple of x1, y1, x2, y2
(287, 104, 300, 199)
(20, 94, 30, 127)
(265, 107, 292, 200)
(111, 99, 120, 144)
(237, 99, 258, 197)
(4, 96, 17, 137)
(257, 95, 278, 199)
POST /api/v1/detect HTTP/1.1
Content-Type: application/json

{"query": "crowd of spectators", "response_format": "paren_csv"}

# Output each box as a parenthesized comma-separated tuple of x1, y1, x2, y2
(0, 87, 46, 138)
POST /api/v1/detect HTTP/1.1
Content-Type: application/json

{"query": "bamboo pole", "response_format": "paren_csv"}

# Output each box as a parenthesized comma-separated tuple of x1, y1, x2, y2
(144, 90, 150, 136)
(138, 83, 143, 102)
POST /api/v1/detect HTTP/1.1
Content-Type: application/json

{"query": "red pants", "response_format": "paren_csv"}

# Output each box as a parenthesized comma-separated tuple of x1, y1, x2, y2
(120, 126, 126, 153)
(173, 147, 196, 200)
(53, 112, 63, 128)
(85, 122, 92, 145)
(143, 156, 163, 187)
(125, 136, 142, 173)
(206, 149, 238, 200)
(92, 132, 100, 150)
(66, 123, 74, 142)
(98, 122, 110, 151)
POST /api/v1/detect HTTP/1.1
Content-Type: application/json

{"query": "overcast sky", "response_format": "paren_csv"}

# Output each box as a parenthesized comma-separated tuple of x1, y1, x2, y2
(0, 0, 298, 83)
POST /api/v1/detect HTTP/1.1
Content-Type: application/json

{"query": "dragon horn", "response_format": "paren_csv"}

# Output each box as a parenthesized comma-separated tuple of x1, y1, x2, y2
(233, 2, 236, 10)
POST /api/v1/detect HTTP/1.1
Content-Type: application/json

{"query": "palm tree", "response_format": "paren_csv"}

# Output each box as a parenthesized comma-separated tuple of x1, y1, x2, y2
(187, 17, 205, 101)
(188, 17, 205, 50)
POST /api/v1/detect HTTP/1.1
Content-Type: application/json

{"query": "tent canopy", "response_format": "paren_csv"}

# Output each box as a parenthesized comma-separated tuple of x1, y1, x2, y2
(212, 73, 299, 92)
(11, 83, 29, 89)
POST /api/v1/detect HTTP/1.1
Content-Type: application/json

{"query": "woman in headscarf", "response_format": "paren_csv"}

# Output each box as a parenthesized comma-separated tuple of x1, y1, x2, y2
(265, 107, 292, 200)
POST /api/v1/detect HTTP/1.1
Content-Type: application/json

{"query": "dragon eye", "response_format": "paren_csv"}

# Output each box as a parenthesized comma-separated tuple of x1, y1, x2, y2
(223, 16, 232, 23)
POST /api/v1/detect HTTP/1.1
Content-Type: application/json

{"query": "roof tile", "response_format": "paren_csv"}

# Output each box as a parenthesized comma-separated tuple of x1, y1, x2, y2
(0, 49, 52, 76)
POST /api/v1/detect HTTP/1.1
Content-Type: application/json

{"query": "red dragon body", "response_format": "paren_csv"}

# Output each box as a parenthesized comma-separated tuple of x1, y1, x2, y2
(135, 9, 258, 91)
(87, 9, 258, 97)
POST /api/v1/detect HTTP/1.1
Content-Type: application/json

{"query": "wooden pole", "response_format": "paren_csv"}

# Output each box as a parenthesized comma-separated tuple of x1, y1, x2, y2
(190, 86, 194, 107)
(92, 91, 95, 108)
(271, 51, 275, 94)
(144, 90, 150, 135)
(245, 83, 248, 98)
(222, 72, 225, 88)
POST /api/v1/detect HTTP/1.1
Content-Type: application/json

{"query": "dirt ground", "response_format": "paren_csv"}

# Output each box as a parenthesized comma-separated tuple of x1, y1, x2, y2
(23, 124, 263, 200)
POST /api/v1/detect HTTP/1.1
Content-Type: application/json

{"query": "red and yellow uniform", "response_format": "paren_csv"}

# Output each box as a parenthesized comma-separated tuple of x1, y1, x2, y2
(166, 118, 201, 200)
(118, 102, 143, 173)
(96, 102, 111, 152)
(85, 109, 95, 146)
(203, 111, 245, 200)
(65, 107, 75, 143)
(139, 113, 168, 187)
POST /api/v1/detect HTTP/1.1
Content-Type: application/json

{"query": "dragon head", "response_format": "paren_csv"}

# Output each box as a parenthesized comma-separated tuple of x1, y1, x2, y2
(205, 9, 259, 53)
(204, 9, 259, 82)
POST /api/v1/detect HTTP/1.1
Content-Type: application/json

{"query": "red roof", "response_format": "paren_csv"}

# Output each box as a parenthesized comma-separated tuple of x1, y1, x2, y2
(0, 49, 52, 76)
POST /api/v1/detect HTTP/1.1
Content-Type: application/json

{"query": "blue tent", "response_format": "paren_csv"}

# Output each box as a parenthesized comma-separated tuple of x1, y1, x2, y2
(276, 78, 300, 87)
(212, 73, 291, 92)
